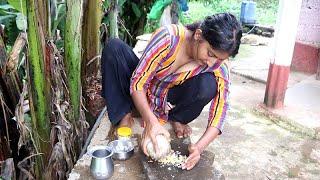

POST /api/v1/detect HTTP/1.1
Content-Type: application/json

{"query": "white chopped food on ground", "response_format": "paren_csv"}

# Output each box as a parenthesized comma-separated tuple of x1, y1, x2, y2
(158, 151, 187, 168)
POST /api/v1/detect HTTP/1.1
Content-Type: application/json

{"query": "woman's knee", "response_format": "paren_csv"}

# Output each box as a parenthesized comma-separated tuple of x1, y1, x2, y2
(196, 73, 217, 102)
(103, 38, 125, 55)
(106, 38, 126, 49)
(101, 38, 127, 65)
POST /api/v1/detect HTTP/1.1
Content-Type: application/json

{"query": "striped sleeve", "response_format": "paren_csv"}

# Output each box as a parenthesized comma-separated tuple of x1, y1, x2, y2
(130, 26, 171, 93)
(208, 62, 230, 134)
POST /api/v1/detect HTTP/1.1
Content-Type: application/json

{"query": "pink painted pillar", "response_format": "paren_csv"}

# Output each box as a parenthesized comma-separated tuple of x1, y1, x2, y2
(264, 0, 302, 108)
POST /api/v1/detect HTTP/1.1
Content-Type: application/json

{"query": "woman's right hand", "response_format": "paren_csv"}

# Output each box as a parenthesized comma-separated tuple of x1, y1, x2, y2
(141, 117, 170, 157)
(131, 90, 170, 157)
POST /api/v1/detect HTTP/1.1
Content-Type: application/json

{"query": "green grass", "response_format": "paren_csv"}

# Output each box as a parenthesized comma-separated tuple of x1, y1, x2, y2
(181, 0, 279, 26)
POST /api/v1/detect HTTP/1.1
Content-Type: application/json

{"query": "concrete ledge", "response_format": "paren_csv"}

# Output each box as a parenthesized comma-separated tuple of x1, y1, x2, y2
(231, 69, 267, 84)
(68, 112, 145, 180)
(254, 104, 320, 140)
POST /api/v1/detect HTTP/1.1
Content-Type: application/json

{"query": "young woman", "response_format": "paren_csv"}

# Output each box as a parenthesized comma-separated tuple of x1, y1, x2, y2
(101, 12, 242, 170)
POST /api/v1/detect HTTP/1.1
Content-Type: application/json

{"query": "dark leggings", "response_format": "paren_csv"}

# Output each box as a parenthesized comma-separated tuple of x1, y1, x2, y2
(101, 38, 218, 125)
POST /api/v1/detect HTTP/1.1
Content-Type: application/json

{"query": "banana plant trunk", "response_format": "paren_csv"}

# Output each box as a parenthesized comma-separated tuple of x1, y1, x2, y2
(81, 0, 102, 121)
(37, 0, 50, 36)
(65, 0, 83, 126)
(26, 0, 51, 177)
(82, 0, 101, 78)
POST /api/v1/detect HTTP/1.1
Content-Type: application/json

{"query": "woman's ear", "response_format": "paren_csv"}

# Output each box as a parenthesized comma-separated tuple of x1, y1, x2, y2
(194, 29, 203, 41)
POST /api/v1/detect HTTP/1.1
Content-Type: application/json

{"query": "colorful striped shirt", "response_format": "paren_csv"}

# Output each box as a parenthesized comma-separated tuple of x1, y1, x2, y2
(130, 24, 230, 133)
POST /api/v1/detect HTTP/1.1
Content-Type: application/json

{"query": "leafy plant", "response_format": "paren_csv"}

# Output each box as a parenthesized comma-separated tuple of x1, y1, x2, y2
(51, 2, 66, 37)
(0, 1, 26, 46)
(102, 0, 154, 46)
(7, 0, 26, 15)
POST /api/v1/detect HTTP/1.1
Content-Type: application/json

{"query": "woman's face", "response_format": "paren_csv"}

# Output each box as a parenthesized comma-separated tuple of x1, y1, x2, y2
(193, 30, 230, 67)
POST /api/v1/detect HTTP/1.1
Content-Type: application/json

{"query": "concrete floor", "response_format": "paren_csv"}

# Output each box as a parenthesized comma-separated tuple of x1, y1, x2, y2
(69, 34, 320, 180)
(69, 75, 320, 180)
(192, 75, 320, 179)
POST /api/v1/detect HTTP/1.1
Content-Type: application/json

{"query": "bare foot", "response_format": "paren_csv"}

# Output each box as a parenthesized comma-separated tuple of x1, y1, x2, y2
(118, 113, 134, 128)
(170, 121, 192, 138)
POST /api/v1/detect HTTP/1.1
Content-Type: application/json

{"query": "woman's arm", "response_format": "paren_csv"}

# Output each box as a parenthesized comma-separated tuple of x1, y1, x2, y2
(207, 63, 230, 132)
(182, 126, 219, 170)
(183, 63, 230, 170)
(130, 26, 171, 157)
(131, 90, 170, 156)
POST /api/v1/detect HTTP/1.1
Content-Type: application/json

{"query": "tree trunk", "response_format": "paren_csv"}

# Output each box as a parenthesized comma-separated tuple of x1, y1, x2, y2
(109, 0, 119, 38)
(65, 0, 83, 124)
(81, 0, 102, 121)
(26, 0, 51, 178)
(82, 0, 101, 78)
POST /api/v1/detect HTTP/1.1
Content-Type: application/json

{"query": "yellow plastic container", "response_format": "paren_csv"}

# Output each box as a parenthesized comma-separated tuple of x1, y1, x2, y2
(117, 127, 132, 140)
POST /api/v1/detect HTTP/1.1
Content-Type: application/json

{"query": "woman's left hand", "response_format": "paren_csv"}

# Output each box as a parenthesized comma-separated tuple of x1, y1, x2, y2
(182, 143, 201, 170)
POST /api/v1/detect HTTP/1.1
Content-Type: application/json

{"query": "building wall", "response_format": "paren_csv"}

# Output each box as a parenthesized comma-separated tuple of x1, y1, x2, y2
(296, 0, 320, 44)
(292, 0, 320, 74)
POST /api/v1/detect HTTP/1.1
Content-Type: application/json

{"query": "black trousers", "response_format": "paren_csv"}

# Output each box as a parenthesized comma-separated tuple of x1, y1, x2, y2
(101, 38, 218, 125)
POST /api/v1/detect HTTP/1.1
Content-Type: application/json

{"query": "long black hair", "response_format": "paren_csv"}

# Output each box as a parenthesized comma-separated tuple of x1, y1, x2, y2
(186, 13, 242, 57)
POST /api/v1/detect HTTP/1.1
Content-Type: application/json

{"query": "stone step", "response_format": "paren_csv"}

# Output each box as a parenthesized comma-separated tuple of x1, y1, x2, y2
(140, 136, 225, 180)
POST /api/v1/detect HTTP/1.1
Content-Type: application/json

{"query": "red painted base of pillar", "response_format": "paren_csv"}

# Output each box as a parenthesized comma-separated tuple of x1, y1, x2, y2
(264, 63, 290, 108)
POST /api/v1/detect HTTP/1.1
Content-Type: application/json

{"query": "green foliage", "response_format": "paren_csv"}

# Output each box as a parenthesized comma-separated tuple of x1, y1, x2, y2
(144, 19, 159, 34)
(102, 0, 153, 46)
(52, 3, 66, 37)
(119, 0, 127, 7)
(182, 0, 279, 25)
(0, 12, 19, 45)
(102, 0, 110, 9)
(256, 0, 279, 25)
(0, 2, 26, 46)
(8, 0, 26, 15)
(131, 2, 141, 18)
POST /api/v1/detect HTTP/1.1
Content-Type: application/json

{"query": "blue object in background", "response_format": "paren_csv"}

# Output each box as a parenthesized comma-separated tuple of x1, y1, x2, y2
(178, 0, 189, 12)
(240, 1, 257, 24)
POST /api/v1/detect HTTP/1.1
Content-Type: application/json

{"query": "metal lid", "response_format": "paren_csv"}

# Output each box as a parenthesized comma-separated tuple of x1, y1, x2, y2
(117, 127, 132, 137)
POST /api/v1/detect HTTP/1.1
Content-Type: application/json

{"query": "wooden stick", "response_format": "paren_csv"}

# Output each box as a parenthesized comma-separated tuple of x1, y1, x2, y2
(5, 32, 27, 74)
